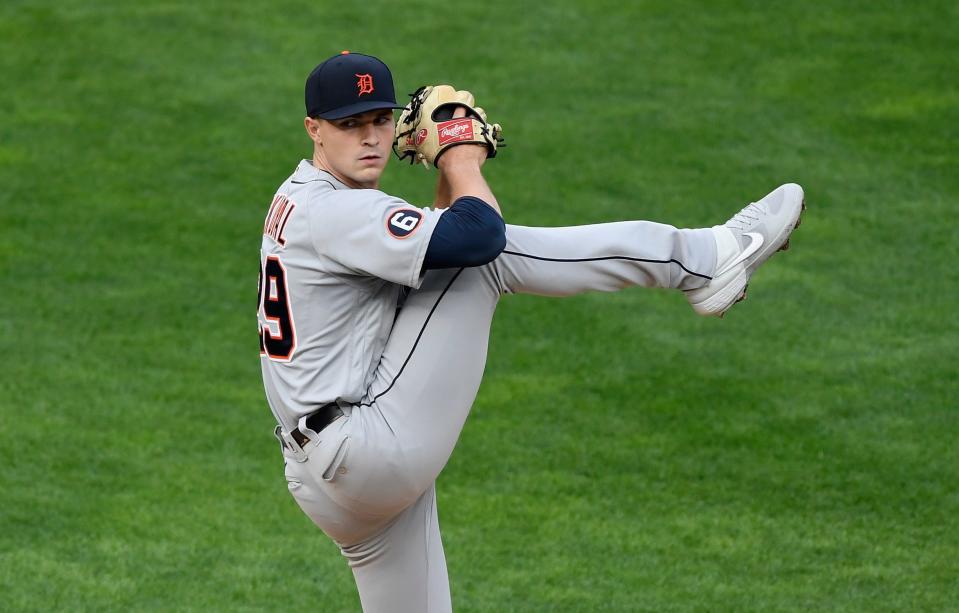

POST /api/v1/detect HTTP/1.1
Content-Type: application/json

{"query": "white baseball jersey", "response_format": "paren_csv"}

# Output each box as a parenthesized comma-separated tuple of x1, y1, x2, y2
(257, 160, 444, 431)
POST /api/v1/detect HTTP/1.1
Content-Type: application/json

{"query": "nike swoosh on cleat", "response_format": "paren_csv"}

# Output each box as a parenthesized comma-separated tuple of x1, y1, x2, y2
(716, 231, 764, 276)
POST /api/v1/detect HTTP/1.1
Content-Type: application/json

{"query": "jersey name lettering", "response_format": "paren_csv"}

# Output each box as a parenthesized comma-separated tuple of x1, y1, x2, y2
(264, 194, 296, 246)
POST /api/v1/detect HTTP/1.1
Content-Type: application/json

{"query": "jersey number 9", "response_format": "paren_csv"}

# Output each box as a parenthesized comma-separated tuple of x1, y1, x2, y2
(258, 256, 296, 360)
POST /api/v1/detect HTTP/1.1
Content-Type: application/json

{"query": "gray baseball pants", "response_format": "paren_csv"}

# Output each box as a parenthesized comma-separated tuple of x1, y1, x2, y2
(279, 221, 716, 612)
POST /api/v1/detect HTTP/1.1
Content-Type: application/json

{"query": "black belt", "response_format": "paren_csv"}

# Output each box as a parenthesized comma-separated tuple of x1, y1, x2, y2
(291, 403, 343, 447)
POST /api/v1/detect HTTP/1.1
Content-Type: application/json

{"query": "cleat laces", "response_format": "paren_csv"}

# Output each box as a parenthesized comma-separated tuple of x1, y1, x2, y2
(726, 202, 763, 231)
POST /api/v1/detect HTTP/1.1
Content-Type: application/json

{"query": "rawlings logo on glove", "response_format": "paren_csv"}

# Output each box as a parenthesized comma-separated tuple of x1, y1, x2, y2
(438, 118, 474, 144)
(393, 84, 504, 168)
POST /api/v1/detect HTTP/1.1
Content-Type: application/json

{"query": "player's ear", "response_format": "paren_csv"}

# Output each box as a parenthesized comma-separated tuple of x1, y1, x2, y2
(304, 116, 322, 145)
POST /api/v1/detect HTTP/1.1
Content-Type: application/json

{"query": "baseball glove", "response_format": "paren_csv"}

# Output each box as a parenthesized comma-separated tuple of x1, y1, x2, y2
(393, 85, 504, 167)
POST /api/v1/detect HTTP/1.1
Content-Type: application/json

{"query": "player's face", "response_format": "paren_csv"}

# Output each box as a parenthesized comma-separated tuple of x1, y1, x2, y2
(307, 109, 394, 189)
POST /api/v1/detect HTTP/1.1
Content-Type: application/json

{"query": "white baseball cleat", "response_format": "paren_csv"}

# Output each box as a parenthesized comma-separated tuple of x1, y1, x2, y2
(686, 183, 805, 317)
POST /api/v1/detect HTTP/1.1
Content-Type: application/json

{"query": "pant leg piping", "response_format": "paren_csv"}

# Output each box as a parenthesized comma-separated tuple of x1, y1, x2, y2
(500, 249, 713, 281)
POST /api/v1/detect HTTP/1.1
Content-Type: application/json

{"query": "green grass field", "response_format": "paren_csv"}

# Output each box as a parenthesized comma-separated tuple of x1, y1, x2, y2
(2, 1, 957, 611)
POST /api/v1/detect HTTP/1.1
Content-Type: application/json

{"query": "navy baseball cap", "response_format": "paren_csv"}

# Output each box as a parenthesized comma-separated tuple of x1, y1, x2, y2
(305, 51, 403, 119)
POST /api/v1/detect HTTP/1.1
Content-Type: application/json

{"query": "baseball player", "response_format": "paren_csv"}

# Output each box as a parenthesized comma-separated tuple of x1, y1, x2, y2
(257, 51, 804, 612)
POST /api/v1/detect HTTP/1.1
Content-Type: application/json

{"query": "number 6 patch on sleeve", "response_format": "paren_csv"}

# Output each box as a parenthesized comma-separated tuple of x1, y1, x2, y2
(385, 208, 424, 239)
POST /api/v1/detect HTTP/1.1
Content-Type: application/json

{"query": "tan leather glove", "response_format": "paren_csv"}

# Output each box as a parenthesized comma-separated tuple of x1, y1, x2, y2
(393, 85, 504, 167)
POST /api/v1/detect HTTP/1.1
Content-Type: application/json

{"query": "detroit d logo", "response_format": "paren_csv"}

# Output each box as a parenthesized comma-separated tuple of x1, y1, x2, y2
(355, 73, 374, 96)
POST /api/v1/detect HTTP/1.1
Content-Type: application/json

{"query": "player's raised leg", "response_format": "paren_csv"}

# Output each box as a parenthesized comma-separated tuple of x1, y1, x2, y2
(493, 183, 804, 317)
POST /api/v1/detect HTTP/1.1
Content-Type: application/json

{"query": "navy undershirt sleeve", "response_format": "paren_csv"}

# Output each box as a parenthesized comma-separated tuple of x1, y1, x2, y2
(423, 196, 506, 269)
